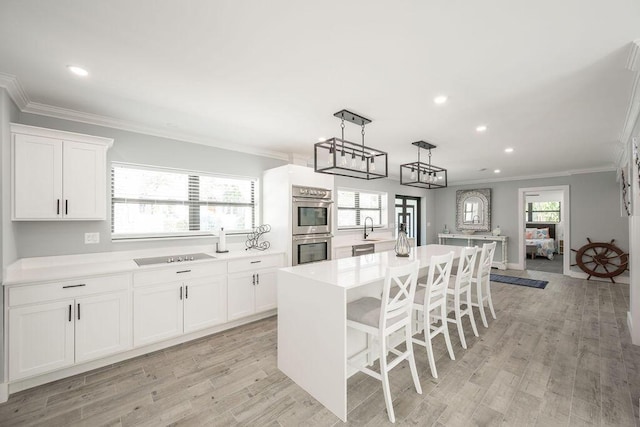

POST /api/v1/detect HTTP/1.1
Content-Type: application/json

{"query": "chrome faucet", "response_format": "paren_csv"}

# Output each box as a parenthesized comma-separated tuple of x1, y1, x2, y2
(363, 216, 374, 239)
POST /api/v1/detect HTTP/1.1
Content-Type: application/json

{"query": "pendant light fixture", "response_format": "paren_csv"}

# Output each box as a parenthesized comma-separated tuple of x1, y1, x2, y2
(400, 141, 447, 189)
(314, 109, 388, 180)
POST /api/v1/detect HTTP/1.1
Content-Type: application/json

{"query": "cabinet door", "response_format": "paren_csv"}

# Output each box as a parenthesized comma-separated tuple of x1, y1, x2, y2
(227, 273, 255, 321)
(13, 134, 63, 219)
(9, 300, 74, 380)
(62, 141, 106, 219)
(75, 291, 132, 363)
(254, 269, 277, 313)
(184, 276, 227, 333)
(134, 283, 183, 347)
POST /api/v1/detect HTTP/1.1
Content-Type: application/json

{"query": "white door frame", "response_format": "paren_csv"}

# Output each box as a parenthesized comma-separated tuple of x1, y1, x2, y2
(517, 185, 570, 275)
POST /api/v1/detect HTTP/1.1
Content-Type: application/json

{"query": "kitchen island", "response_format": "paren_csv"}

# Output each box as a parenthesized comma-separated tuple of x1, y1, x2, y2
(277, 244, 462, 422)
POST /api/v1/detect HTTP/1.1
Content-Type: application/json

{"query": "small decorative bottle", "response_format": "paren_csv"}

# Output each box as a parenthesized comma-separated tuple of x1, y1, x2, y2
(395, 223, 411, 257)
(492, 225, 501, 236)
(443, 224, 450, 234)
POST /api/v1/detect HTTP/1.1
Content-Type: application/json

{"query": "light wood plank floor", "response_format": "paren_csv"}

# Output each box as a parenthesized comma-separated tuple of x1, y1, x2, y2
(1, 270, 638, 426)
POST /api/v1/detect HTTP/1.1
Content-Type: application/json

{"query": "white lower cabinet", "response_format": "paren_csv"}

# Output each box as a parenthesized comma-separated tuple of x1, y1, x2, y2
(8, 274, 132, 381)
(227, 255, 282, 321)
(9, 300, 75, 380)
(75, 291, 131, 363)
(133, 273, 227, 346)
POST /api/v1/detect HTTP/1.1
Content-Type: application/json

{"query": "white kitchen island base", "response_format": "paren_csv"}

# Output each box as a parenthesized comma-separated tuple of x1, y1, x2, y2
(277, 245, 462, 421)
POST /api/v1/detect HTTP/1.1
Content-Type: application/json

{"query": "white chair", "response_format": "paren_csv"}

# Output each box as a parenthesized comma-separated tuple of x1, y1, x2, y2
(346, 260, 422, 423)
(411, 252, 455, 379)
(444, 246, 479, 349)
(470, 241, 497, 328)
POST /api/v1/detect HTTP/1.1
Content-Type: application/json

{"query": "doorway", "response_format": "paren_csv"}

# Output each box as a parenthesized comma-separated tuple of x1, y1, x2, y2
(395, 195, 421, 245)
(517, 185, 570, 275)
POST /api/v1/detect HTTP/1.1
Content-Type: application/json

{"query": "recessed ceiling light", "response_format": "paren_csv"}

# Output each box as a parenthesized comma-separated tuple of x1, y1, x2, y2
(317, 137, 327, 142)
(476, 125, 488, 133)
(433, 95, 448, 105)
(494, 169, 501, 174)
(504, 147, 514, 153)
(67, 65, 89, 77)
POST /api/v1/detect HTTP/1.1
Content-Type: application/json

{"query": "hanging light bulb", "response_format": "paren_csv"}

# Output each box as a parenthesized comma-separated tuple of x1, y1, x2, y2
(370, 156, 376, 171)
(351, 151, 357, 168)
(327, 143, 334, 165)
(340, 149, 347, 166)
(360, 155, 367, 170)
(410, 167, 416, 181)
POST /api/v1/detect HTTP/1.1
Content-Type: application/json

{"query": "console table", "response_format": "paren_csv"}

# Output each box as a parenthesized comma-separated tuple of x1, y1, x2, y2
(437, 233, 508, 270)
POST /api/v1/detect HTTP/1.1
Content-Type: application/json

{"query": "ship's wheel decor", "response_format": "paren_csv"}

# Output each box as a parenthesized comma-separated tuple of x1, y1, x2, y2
(245, 224, 271, 251)
(571, 238, 628, 283)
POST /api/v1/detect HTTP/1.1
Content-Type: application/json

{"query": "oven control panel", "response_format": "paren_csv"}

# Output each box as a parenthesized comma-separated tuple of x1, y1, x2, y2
(292, 185, 332, 200)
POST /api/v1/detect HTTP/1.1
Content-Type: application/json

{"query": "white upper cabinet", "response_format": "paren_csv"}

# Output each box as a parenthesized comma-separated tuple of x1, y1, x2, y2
(11, 124, 113, 220)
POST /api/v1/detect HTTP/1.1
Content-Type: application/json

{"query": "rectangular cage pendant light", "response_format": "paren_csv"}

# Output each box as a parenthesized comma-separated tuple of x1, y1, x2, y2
(314, 109, 388, 180)
(400, 141, 448, 189)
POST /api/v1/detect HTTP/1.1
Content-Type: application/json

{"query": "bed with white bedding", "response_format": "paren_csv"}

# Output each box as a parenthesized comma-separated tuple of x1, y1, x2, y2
(525, 223, 556, 260)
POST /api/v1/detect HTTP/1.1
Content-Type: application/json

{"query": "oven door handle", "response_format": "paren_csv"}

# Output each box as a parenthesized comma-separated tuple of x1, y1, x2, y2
(293, 234, 333, 243)
(292, 198, 334, 205)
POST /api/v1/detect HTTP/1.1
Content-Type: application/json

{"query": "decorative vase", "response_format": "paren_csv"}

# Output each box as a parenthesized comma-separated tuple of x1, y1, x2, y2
(443, 224, 450, 234)
(492, 225, 501, 236)
(395, 223, 411, 257)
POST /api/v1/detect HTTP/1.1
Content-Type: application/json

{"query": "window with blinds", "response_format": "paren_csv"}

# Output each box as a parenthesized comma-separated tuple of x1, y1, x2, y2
(111, 163, 257, 239)
(337, 188, 386, 228)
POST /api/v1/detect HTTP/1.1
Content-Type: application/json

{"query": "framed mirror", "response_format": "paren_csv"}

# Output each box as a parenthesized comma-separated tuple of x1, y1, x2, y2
(456, 188, 491, 232)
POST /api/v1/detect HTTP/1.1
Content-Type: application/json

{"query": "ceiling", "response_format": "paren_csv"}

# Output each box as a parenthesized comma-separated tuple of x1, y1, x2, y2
(1, 1, 639, 183)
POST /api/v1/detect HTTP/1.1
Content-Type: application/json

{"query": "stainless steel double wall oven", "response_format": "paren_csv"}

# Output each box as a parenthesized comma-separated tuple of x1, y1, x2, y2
(291, 185, 333, 266)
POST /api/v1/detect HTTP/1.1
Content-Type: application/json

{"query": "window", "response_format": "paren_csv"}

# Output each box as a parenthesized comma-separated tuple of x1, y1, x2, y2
(525, 201, 560, 222)
(337, 188, 387, 228)
(111, 163, 257, 239)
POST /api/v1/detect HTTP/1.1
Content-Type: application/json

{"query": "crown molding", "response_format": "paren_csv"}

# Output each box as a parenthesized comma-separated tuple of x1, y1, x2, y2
(0, 72, 29, 110)
(450, 166, 616, 187)
(21, 102, 290, 161)
(1, 74, 290, 161)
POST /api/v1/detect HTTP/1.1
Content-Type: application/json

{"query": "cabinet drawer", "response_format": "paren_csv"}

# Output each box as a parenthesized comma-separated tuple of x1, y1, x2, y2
(227, 254, 284, 274)
(9, 274, 131, 307)
(133, 262, 226, 287)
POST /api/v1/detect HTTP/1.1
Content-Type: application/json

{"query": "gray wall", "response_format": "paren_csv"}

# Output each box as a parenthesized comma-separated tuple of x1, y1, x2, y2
(432, 171, 629, 269)
(14, 113, 287, 257)
(334, 176, 436, 246)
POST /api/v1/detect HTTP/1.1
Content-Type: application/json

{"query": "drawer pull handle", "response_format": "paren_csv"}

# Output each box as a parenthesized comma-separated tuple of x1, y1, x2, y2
(176, 270, 191, 274)
(57, 199, 60, 215)
(180, 286, 183, 300)
(77, 303, 81, 320)
(62, 284, 86, 289)
(250, 260, 262, 264)
(65, 200, 68, 215)
(256, 273, 259, 285)
(252, 274, 256, 286)
(68, 304, 72, 322)
(185, 286, 188, 299)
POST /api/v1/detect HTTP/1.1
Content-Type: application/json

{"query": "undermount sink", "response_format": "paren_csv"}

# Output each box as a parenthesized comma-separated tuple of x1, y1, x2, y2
(361, 238, 385, 242)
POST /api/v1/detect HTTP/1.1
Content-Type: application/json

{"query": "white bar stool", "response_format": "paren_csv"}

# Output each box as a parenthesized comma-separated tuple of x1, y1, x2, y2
(443, 246, 479, 349)
(411, 251, 455, 379)
(346, 260, 422, 423)
(471, 241, 497, 327)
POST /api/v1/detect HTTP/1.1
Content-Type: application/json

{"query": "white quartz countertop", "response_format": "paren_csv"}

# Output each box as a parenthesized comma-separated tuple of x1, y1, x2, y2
(4, 246, 285, 286)
(279, 244, 461, 289)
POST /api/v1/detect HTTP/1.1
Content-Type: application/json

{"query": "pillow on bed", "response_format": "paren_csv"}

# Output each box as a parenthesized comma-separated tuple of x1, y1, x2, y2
(525, 228, 536, 239)
(534, 228, 550, 239)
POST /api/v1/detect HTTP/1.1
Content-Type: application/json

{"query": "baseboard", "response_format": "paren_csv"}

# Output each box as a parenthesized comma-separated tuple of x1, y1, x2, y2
(506, 262, 523, 270)
(568, 270, 630, 284)
(0, 382, 8, 403)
